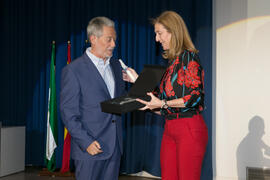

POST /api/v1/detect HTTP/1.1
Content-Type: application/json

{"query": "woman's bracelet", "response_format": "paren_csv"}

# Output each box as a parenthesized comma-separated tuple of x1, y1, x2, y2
(161, 99, 169, 109)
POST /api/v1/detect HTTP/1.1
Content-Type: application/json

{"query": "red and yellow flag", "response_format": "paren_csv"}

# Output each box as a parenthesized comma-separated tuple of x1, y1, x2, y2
(60, 41, 72, 173)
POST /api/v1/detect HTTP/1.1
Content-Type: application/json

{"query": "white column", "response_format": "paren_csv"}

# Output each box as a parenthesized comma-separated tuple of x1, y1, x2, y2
(213, 0, 270, 179)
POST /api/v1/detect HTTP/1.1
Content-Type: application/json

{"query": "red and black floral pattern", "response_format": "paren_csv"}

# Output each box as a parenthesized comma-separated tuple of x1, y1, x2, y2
(157, 49, 204, 116)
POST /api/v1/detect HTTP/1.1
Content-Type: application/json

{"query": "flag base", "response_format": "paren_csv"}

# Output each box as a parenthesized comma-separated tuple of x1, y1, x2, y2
(39, 168, 74, 177)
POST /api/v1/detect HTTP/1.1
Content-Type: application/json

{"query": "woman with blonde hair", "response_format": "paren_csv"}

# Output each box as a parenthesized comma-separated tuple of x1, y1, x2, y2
(123, 10, 208, 180)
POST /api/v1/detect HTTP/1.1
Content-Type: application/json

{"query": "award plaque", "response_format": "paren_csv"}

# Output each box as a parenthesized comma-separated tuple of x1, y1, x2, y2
(100, 65, 166, 114)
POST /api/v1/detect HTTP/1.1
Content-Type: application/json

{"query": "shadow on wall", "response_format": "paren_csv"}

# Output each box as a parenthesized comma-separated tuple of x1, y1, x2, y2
(236, 116, 270, 179)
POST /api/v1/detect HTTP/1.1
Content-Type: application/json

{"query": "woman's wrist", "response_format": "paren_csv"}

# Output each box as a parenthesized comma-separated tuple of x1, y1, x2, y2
(161, 99, 168, 109)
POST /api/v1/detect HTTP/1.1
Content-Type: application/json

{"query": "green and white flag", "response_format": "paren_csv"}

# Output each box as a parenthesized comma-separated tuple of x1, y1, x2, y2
(46, 41, 58, 172)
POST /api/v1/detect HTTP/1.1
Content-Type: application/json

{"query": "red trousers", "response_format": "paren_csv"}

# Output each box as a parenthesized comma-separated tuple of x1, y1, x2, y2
(160, 114, 208, 180)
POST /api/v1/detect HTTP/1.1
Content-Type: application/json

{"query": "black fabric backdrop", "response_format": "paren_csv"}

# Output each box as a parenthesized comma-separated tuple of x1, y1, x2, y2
(0, 0, 212, 179)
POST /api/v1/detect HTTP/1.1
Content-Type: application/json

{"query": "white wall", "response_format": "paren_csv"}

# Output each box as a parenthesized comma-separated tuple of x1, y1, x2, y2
(213, 0, 270, 179)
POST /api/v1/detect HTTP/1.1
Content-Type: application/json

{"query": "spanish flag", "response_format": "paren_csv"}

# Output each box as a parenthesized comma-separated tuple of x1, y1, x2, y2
(60, 41, 72, 173)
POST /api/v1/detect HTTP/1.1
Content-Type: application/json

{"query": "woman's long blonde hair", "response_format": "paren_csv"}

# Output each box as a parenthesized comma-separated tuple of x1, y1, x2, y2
(152, 11, 198, 60)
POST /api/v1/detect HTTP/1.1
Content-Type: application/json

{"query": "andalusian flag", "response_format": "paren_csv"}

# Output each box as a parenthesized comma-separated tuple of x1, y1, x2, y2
(45, 41, 58, 172)
(60, 41, 71, 173)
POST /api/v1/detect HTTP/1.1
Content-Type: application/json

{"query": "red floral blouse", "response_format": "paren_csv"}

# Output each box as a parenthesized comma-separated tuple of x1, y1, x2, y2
(156, 49, 204, 116)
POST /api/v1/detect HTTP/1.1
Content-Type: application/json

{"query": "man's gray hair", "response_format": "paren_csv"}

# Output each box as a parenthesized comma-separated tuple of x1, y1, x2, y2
(87, 17, 115, 38)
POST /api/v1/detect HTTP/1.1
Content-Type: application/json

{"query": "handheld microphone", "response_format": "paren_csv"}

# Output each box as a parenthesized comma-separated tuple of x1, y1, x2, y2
(119, 59, 137, 82)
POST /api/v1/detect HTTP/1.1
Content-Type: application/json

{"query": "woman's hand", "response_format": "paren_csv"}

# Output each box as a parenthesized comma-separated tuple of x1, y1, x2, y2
(122, 68, 138, 83)
(136, 92, 162, 110)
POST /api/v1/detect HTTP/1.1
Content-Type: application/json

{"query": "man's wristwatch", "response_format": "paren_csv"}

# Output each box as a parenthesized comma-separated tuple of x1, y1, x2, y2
(161, 99, 169, 109)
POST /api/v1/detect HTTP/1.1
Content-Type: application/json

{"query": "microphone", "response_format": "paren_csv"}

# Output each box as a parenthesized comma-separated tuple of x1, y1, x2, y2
(119, 59, 137, 82)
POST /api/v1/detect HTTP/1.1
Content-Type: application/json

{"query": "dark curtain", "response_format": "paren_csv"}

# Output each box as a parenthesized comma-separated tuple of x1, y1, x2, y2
(0, 0, 212, 179)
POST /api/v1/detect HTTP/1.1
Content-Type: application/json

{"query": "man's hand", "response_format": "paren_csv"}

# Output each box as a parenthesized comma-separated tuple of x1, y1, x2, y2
(122, 68, 138, 83)
(86, 141, 103, 155)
